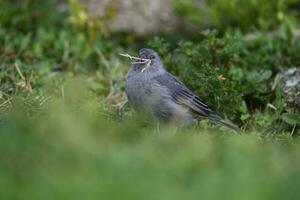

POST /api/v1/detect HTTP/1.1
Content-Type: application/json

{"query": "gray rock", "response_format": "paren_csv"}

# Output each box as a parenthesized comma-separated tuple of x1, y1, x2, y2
(79, 0, 180, 34)
(279, 67, 300, 109)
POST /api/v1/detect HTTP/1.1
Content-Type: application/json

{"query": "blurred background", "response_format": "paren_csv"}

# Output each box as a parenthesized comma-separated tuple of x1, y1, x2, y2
(0, 0, 300, 199)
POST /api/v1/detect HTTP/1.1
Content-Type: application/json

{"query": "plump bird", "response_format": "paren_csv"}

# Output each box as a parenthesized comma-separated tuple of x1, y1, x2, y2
(125, 48, 239, 131)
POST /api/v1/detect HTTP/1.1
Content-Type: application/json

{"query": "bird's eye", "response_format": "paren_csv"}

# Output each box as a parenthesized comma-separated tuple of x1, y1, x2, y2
(150, 55, 155, 60)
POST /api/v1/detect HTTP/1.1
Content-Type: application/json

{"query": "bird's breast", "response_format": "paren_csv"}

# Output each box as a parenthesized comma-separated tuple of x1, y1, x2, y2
(126, 74, 151, 109)
(125, 73, 193, 123)
(126, 75, 166, 110)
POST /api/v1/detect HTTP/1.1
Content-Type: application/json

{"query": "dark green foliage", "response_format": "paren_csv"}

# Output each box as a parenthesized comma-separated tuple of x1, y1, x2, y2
(0, 0, 64, 33)
(149, 28, 300, 132)
(171, 0, 298, 32)
(206, 0, 297, 31)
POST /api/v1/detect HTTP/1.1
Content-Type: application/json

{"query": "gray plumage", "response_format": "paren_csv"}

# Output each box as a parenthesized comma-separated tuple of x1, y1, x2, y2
(125, 48, 239, 131)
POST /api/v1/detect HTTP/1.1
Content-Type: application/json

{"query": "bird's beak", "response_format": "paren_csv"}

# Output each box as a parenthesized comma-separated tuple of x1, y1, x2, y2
(133, 57, 151, 68)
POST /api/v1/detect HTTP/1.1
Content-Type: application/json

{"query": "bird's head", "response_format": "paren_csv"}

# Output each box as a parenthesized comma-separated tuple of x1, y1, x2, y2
(135, 48, 162, 69)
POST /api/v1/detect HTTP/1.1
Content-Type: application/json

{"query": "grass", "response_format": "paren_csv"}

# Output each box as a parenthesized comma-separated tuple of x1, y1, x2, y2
(0, 98, 299, 200)
(0, 102, 299, 199)
(0, 0, 300, 199)
(0, 62, 299, 199)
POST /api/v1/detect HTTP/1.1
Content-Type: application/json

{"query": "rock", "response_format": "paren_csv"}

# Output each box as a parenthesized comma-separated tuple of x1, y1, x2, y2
(279, 67, 300, 109)
(79, 0, 180, 35)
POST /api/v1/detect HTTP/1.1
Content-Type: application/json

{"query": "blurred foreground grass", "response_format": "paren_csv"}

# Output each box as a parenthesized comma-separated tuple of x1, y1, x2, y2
(0, 83, 299, 200)
(0, 99, 299, 200)
(0, 107, 300, 200)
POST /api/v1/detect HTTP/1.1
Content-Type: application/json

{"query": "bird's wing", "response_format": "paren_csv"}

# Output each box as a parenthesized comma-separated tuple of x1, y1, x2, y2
(154, 72, 239, 131)
(154, 72, 220, 119)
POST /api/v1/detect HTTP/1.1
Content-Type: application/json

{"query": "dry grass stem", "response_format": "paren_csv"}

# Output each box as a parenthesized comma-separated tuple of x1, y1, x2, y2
(15, 63, 33, 93)
(120, 53, 151, 65)
(120, 53, 152, 73)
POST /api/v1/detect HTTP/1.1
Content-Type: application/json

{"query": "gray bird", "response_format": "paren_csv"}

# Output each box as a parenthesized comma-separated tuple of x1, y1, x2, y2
(125, 48, 239, 131)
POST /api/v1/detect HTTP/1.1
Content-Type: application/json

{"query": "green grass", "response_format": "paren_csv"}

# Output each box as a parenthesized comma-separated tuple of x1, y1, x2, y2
(0, 0, 300, 199)
(0, 102, 299, 199)
(0, 99, 299, 200)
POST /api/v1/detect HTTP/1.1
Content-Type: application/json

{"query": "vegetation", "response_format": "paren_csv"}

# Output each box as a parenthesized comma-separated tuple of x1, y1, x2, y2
(0, 0, 300, 199)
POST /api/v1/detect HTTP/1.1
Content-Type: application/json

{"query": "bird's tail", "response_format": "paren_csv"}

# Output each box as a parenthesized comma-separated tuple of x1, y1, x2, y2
(215, 118, 240, 131)
(208, 113, 240, 132)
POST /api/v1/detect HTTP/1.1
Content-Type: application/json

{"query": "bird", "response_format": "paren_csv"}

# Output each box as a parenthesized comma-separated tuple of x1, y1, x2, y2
(125, 48, 239, 131)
